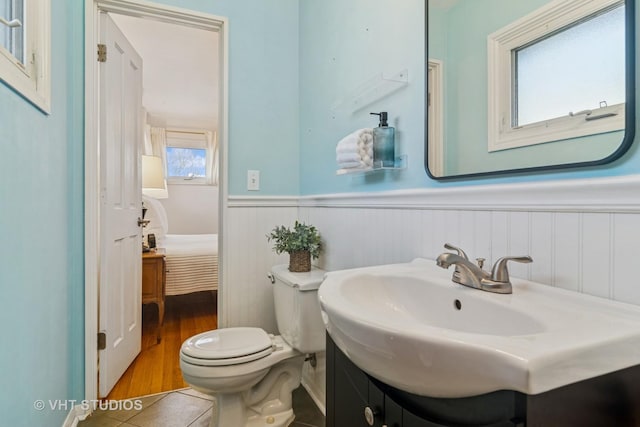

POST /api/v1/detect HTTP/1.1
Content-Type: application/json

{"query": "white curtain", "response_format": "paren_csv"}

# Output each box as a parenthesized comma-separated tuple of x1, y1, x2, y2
(146, 126, 169, 198)
(205, 130, 219, 185)
(150, 127, 168, 173)
(143, 124, 153, 155)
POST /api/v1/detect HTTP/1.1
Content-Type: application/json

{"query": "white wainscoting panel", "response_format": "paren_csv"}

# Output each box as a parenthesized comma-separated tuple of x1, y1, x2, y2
(223, 200, 298, 332)
(612, 213, 640, 306)
(297, 175, 640, 306)
(301, 352, 326, 415)
(224, 175, 640, 414)
(299, 206, 640, 306)
(553, 213, 581, 292)
(582, 213, 611, 299)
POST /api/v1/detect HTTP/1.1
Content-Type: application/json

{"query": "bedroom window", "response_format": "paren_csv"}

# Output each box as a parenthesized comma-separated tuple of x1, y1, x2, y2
(0, 0, 51, 113)
(165, 129, 218, 185)
(487, 0, 625, 151)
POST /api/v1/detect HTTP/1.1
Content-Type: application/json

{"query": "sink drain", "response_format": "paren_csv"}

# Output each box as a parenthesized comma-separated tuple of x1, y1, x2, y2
(454, 299, 462, 310)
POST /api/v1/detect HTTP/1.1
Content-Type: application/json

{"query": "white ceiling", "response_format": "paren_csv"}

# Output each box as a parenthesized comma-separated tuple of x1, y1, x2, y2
(110, 13, 219, 130)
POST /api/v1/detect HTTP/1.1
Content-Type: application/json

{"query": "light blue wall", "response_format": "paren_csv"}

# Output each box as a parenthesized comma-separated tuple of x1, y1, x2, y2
(154, 0, 301, 196)
(0, 1, 84, 426)
(298, 0, 640, 194)
(299, 0, 427, 194)
(0, 0, 299, 425)
(1, 0, 639, 424)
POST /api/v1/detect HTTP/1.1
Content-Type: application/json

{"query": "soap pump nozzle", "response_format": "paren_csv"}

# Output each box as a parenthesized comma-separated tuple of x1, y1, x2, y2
(370, 111, 388, 127)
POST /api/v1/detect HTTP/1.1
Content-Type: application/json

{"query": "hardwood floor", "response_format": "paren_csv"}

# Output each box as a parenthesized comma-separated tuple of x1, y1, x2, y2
(107, 291, 217, 400)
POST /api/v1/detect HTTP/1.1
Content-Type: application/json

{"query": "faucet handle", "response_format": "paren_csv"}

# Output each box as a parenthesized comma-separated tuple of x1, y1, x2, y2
(490, 256, 533, 282)
(443, 243, 469, 260)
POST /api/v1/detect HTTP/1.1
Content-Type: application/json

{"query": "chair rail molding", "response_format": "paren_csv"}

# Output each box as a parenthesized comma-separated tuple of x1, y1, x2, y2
(298, 175, 640, 213)
(227, 195, 300, 208)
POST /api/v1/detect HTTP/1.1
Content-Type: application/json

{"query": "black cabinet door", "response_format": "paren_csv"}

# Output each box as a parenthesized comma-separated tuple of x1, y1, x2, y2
(330, 339, 370, 426)
(328, 334, 525, 427)
(403, 408, 449, 427)
(383, 394, 403, 427)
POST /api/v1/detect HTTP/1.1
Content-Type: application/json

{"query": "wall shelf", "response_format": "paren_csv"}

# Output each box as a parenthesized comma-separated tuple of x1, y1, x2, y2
(336, 155, 407, 176)
(331, 69, 409, 114)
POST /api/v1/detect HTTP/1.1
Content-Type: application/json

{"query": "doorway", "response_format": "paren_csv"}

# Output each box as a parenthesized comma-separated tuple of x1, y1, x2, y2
(84, 0, 229, 403)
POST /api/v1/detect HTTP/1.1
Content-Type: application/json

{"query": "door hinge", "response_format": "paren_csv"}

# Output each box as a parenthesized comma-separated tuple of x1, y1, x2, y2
(97, 44, 107, 62)
(98, 332, 107, 350)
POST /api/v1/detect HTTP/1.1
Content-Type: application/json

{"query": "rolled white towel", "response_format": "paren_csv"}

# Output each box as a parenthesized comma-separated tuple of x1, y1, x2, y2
(336, 128, 374, 168)
(358, 145, 372, 157)
(337, 134, 359, 154)
(337, 128, 373, 151)
(338, 160, 364, 169)
(337, 152, 362, 163)
(337, 145, 359, 155)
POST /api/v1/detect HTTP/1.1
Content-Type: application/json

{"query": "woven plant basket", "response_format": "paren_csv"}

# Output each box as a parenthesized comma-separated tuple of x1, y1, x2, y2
(289, 250, 311, 272)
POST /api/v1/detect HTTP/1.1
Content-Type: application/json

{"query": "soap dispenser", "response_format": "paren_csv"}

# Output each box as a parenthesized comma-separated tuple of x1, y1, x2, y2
(370, 112, 395, 167)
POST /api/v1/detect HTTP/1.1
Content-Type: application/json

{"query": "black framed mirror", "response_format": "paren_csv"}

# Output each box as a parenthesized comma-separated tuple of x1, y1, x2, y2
(425, 0, 635, 179)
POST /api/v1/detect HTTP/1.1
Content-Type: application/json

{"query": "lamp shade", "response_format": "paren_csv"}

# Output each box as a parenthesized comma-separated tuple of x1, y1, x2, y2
(142, 155, 169, 199)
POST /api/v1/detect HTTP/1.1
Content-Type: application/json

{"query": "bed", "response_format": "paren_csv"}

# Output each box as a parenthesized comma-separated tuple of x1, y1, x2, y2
(143, 195, 218, 295)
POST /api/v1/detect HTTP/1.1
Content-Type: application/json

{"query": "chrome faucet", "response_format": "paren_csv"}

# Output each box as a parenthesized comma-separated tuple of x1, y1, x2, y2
(435, 243, 532, 294)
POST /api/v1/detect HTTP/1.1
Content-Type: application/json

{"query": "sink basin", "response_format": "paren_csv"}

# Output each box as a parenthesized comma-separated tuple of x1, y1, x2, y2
(318, 258, 640, 398)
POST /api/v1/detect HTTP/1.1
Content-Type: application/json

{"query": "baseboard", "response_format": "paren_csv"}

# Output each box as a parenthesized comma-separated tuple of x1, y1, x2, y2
(301, 379, 326, 416)
(62, 404, 90, 427)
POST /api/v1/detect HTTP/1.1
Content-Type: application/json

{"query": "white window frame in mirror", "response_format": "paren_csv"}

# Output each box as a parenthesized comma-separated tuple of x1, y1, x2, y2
(487, 0, 624, 152)
(428, 59, 444, 176)
(0, 0, 51, 113)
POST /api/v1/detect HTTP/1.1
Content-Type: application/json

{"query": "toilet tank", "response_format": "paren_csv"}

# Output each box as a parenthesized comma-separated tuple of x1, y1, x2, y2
(271, 264, 326, 354)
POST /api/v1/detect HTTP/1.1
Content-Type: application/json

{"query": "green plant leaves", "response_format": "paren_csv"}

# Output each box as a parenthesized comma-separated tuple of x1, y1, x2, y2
(267, 220, 322, 259)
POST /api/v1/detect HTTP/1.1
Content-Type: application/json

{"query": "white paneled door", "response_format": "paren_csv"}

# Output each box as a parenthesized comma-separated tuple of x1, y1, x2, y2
(98, 12, 144, 398)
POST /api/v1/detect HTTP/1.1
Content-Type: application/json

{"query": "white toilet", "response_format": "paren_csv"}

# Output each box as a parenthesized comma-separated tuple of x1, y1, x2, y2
(180, 265, 326, 427)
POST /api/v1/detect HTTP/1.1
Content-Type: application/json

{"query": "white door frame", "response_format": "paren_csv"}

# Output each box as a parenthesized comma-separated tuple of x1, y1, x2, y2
(84, 0, 229, 402)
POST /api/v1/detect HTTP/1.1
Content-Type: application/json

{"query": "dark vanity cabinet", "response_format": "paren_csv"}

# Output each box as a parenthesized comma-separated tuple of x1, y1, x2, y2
(326, 334, 434, 427)
(326, 334, 640, 427)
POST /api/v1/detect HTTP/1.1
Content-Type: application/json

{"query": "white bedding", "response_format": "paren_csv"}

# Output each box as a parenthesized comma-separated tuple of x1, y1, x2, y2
(161, 234, 218, 256)
(160, 234, 218, 296)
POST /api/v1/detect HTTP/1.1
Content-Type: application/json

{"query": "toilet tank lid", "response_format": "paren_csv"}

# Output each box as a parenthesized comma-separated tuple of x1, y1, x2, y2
(271, 264, 326, 291)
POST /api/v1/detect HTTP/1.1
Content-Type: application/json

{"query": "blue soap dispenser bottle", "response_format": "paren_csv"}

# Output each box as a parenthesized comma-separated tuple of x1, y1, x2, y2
(370, 111, 395, 167)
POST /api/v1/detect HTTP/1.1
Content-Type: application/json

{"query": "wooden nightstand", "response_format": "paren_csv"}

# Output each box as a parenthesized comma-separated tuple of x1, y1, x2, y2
(142, 248, 166, 343)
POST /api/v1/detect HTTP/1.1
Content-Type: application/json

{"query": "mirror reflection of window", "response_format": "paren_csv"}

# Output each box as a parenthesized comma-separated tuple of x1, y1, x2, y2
(487, 0, 626, 152)
(427, 0, 634, 178)
(515, 4, 625, 127)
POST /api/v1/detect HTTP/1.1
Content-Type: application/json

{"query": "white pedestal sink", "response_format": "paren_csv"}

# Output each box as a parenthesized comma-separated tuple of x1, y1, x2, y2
(318, 258, 640, 398)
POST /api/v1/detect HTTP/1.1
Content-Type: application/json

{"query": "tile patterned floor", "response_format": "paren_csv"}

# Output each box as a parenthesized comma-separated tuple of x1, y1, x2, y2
(78, 386, 325, 427)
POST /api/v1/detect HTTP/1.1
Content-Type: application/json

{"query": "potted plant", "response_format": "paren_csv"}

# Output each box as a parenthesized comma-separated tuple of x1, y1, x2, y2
(267, 221, 322, 272)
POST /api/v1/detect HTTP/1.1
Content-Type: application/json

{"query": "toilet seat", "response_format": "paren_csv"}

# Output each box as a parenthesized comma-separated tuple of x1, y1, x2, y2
(181, 327, 275, 367)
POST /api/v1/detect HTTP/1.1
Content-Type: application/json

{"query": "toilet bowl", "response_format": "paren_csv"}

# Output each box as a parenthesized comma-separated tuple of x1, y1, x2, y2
(180, 265, 326, 427)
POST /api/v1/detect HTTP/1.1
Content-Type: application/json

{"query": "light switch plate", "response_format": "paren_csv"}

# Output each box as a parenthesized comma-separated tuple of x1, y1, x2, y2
(247, 170, 260, 191)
